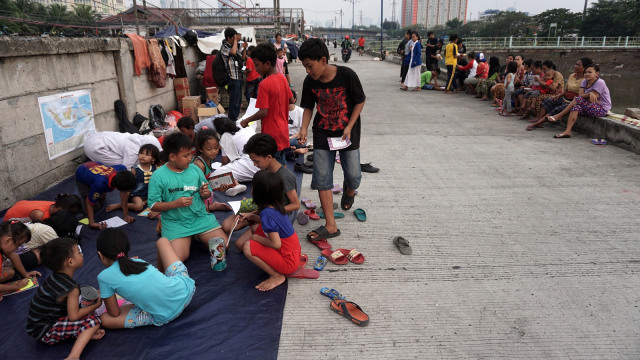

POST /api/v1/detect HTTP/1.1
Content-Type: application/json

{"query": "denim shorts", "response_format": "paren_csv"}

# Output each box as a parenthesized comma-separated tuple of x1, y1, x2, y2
(311, 148, 361, 191)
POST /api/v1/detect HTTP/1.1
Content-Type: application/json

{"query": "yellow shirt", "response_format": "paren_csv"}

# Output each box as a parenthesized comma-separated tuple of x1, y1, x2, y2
(565, 73, 583, 93)
(445, 43, 458, 66)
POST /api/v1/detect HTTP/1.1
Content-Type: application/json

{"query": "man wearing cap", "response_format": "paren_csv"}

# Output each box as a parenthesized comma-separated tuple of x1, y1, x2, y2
(464, 52, 488, 94)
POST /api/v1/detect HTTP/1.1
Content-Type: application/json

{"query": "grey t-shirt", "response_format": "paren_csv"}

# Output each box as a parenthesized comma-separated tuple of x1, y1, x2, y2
(276, 164, 297, 208)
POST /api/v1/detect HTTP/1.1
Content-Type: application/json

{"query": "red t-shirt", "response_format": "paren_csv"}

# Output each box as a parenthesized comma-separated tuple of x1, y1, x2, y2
(255, 73, 292, 151)
(245, 57, 261, 82)
(3, 200, 54, 221)
(358, 38, 365, 47)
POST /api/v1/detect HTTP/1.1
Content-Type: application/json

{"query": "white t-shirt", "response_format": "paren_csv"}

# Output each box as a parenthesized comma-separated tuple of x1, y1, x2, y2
(215, 126, 259, 182)
(84, 132, 162, 169)
(288, 106, 304, 137)
(468, 60, 478, 78)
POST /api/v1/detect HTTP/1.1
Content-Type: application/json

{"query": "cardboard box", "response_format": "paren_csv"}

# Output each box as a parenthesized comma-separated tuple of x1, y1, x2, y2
(197, 104, 226, 121)
(205, 87, 219, 103)
(181, 96, 201, 121)
(174, 78, 190, 103)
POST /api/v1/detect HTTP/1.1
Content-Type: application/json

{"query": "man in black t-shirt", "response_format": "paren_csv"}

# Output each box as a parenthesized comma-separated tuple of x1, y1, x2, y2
(298, 38, 366, 242)
(424, 31, 438, 71)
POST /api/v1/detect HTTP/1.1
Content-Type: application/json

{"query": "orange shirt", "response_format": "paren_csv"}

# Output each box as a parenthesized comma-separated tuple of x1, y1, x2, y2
(3, 200, 54, 221)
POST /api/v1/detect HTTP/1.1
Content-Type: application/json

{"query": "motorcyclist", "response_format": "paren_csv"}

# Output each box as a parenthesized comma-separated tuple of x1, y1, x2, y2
(341, 36, 352, 52)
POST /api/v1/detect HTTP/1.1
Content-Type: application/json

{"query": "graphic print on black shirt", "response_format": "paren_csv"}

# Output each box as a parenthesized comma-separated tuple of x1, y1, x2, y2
(313, 87, 349, 131)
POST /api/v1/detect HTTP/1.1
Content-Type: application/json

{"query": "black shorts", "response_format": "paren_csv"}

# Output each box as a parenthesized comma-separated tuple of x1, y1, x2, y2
(19, 251, 39, 269)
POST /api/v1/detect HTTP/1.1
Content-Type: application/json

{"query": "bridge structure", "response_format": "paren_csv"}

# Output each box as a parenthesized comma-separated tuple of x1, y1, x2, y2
(184, 7, 304, 38)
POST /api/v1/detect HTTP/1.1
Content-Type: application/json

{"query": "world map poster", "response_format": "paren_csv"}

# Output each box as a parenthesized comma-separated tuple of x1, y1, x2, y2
(38, 89, 97, 160)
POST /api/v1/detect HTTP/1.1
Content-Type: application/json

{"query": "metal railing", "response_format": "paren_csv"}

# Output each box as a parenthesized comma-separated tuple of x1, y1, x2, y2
(368, 36, 640, 54)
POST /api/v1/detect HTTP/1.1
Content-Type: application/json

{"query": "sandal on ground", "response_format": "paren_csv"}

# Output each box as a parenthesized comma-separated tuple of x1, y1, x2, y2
(297, 212, 309, 225)
(338, 248, 365, 264)
(307, 225, 341, 241)
(314, 256, 328, 270)
(304, 209, 320, 220)
(318, 211, 344, 219)
(320, 287, 346, 300)
(340, 193, 355, 211)
(393, 236, 412, 255)
(321, 249, 349, 265)
(299, 254, 308, 269)
(332, 184, 342, 194)
(554, 133, 571, 139)
(300, 198, 316, 209)
(354, 208, 366, 221)
(309, 238, 332, 250)
(330, 299, 369, 326)
(285, 268, 319, 279)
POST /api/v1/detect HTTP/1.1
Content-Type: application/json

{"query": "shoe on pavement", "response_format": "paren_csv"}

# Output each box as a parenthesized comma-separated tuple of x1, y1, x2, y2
(360, 163, 379, 173)
(294, 163, 313, 174)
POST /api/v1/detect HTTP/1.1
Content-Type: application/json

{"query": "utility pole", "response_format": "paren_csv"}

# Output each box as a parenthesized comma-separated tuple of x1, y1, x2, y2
(582, 0, 588, 21)
(359, 10, 363, 26)
(391, 0, 396, 24)
(133, 0, 140, 35)
(380, 0, 384, 59)
(274, 0, 281, 34)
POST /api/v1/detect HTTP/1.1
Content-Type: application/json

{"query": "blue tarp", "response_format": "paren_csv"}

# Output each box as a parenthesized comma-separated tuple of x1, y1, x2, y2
(0, 159, 303, 359)
(154, 26, 217, 38)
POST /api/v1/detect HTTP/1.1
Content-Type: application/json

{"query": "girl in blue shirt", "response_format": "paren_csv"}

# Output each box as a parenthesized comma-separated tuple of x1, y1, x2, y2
(97, 228, 196, 329)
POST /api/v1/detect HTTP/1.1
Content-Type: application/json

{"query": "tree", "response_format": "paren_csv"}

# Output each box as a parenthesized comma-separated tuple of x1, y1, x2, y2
(383, 19, 399, 30)
(534, 8, 580, 36)
(445, 18, 463, 33)
(72, 4, 99, 26)
(478, 11, 532, 37)
(580, 0, 640, 36)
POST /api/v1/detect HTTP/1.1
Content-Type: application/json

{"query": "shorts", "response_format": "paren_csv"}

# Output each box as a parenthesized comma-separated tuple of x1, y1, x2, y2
(75, 180, 105, 210)
(421, 84, 434, 90)
(524, 90, 542, 99)
(124, 261, 195, 328)
(40, 315, 101, 344)
(311, 148, 361, 192)
(19, 250, 39, 269)
(464, 77, 480, 85)
(249, 225, 300, 275)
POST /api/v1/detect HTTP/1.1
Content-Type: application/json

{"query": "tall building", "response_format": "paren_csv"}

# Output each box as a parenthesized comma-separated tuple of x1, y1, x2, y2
(30, 0, 126, 15)
(401, 0, 467, 28)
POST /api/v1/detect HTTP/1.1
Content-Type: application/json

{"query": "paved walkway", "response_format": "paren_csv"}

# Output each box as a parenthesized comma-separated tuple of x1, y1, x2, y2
(277, 53, 640, 359)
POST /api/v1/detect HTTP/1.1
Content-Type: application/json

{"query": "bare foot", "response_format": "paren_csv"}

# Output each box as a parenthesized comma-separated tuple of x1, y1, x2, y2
(91, 329, 106, 340)
(293, 147, 309, 154)
(105, 204, 119, 212)
(255, 274, 286, 291)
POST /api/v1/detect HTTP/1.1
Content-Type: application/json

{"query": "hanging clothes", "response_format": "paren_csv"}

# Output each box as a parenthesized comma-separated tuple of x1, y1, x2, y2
(172, 42, 188, 79)
(164, 39, 176, 77)
(125, 33, 151, 77)
(202, 54, 216, 88)
(147, 38, 167, 88)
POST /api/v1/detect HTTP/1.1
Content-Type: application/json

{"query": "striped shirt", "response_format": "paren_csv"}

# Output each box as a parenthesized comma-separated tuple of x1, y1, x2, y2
(27, 272, 78, 339)
(221, 40, 242, 80)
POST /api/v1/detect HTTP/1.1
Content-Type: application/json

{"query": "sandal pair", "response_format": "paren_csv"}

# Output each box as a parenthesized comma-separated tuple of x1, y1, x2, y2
(321, 248, 365, 265)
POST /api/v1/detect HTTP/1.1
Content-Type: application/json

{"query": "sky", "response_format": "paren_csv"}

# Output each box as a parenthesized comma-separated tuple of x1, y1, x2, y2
(138, 0, 589, 27)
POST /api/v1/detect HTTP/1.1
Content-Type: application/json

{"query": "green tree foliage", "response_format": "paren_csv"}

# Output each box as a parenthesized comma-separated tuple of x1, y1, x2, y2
(534, 8, 581, 36)
(383, 20, 399, 30)
(580, 0, 640, 36)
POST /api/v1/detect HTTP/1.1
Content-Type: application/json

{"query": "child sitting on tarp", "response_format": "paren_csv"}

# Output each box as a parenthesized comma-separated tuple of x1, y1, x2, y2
(96, 228, 195, 330)
(148, 133, 229, 270)
(106, 144, 160, 214)
(3, 194, 82, 223)
(239, 170, 301, 291)
(26, 238, 105, 360)
(75, 161, 136, 230)
(0, 221, 36, 292)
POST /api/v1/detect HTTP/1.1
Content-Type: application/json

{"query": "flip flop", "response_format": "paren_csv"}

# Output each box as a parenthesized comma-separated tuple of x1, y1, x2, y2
(314, 256, 328, 270)
(309, 238, 332, 250)
(340, 193, 355, 211)
(318, 211, 345, 219)
(321, 249, 349, 265)
(338, 248, 365, 264)
(297, 212, 309, 225)
(320, 287, 346, 300)
(393, 236, 412, 255)
(286, 268, 319, 279)
(354, 208, 366, 222)
(307, 226, 341, 241)
(591, 138, 601, 145)
(332, 184, 342, 194)
(554, 133, 571, 139)
(330, 299, 369, 326)
(599, 139, 608, 145)
(300, 198, 316, 209)
(304, 209, 320, 220)
(299, 254, 308, 268)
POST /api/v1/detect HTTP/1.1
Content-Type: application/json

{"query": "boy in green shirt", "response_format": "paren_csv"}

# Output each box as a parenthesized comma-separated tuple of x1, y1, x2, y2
(148, 133, 228, 270)
(420, 68, 442, 90)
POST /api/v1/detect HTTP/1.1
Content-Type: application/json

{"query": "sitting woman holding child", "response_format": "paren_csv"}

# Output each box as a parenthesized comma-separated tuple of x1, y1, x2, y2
(548, 64, 611, 139)
(530, 60, 564, 118)
(527, 57, 593, 131)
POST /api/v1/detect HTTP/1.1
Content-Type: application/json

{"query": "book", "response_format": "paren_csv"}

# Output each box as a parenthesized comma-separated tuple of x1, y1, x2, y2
(3, 277, 39, 296)
(328, 137, 352, 151)
(207, 172, 235, 191)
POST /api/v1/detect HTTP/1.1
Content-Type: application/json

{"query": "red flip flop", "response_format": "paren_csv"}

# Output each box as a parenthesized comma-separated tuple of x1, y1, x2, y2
(299, 254, 308, 268)
(286, 268, 319, 279)
(304, 209, 320, 220)
(338, 248, 365, 264)
(309, 238, 332, 250)
(321, 249, 349, 265)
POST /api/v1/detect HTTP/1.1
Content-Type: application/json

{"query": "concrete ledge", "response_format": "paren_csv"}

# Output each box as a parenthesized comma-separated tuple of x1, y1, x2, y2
(558, 114, 640, 154)
(0, 37, 124, 58)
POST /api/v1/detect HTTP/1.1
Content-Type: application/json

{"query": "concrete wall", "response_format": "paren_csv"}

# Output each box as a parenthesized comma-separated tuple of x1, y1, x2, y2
(0, 38, 202, 210)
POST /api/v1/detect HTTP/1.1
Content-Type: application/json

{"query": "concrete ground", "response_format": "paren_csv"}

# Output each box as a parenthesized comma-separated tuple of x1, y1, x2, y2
(277, 52, 640, 359)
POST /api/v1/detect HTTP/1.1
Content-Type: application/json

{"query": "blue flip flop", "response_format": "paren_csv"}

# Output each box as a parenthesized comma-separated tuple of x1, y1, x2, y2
(314, 256, 328, 271)
(318, 211, 345, 219)
(320, 287, 346, 301)
(354, 208, 367, 222)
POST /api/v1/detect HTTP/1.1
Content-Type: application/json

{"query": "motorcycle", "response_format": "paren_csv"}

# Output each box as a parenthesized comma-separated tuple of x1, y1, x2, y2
(341, 48, 351, 63)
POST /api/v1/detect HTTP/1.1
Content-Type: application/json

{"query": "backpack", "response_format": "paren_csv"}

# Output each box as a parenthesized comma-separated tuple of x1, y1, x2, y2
(212, 53, 229, 87)
(149, 104, 167, 129)
(114, 100, 139, 134)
